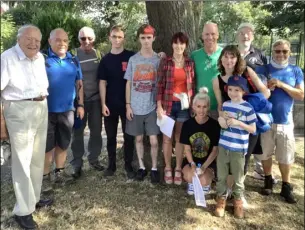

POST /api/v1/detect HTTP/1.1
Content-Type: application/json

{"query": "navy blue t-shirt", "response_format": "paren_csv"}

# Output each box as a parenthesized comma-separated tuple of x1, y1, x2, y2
(98, 49, 135, 111)
(45, 48, 82, 113)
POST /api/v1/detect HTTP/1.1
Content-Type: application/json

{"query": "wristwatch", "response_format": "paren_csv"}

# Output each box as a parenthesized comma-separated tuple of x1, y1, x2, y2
(78, 104, 84, 108)
(189, 161, 195, 167)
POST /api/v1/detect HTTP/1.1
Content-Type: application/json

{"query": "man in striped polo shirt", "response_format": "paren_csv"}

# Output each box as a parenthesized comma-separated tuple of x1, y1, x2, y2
(214, 76, 257, 219)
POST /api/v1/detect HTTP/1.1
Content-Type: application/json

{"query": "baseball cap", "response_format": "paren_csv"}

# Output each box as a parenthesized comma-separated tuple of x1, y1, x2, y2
(227, 75, 249, 93)
(237, 23, 255, 32)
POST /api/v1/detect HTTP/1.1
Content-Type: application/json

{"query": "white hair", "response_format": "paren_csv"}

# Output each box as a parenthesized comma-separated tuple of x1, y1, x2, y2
(193, 87, 210, 106)
(49, 28, 67, 39)
(272, 39, 291, 50)
(78, 26, 96, 42)
(17, 24, 42, 40)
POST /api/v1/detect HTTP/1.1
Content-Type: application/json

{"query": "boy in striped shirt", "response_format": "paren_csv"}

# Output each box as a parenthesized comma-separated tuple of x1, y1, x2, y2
(214, 76, 257, 219)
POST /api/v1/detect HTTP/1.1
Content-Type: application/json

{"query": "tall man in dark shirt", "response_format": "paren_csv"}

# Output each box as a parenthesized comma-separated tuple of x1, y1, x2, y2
(237, 22, 276, 183)
(98, 25, 136, 179)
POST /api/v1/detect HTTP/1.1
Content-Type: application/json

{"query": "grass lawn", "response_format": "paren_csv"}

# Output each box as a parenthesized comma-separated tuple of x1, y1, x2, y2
(1, 137, 304, 230)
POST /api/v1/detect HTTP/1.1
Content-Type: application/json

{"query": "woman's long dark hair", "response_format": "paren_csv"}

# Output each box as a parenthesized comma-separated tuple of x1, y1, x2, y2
(217, 45, 246, 76)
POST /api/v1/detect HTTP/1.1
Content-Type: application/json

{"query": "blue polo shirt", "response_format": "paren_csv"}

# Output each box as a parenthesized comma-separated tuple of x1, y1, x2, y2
(256, 64, 304, 124)
(45, 48, 83, 113)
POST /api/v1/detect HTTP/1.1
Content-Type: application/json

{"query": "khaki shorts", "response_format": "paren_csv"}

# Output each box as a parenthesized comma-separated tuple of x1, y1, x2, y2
(258, 123, 295, 164)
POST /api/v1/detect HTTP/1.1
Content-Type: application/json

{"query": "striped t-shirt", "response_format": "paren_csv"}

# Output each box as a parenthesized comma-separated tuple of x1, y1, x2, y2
(219, 100, 257, 154)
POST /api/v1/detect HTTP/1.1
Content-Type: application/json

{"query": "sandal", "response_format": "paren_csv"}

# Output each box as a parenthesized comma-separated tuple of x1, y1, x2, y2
(174, 169, 182, 185)
(164, 168, 173, 184)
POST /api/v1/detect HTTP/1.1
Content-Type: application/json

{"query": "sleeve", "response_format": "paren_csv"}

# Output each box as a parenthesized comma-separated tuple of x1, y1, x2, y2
(0, 56, 10, 91)
(124, 58, 133, 81)
(255, 65, 268, 84)
(97, 57, 107, 81)
(179, 121, 191, 145)
(74, 56, 83, 80)
(156, 58, 166, 101)
(295, 66, 304, 86)
(246, 106, 257, 125)
(191, 60, 196, 99)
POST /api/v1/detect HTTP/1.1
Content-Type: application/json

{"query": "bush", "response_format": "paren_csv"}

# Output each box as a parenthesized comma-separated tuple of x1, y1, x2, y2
(1, 14, 17, 53)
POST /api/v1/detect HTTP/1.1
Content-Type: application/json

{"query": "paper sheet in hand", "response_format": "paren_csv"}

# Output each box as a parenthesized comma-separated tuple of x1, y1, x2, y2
(156, 115, 175, 138)
(192, 173, 207, 207)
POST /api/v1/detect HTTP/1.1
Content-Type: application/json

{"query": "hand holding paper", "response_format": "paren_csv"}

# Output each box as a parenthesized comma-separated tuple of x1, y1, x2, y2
(156, 114, 175, 138)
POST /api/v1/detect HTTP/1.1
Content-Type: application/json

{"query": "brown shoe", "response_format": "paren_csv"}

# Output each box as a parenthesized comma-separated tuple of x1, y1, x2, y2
(233, 199, 244, 218)
(214, 197, 226, 217)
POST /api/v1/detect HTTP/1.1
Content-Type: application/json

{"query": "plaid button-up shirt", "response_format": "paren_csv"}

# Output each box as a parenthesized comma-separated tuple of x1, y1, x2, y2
(157, 56, 195, 115)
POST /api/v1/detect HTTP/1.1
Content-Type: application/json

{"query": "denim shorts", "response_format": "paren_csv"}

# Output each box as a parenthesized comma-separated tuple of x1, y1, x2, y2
(169, 101, 190, 123)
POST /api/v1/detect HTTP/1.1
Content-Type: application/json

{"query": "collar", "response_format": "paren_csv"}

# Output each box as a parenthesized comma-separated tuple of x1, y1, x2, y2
(270, 58, 289, 69)
(202, 45, 221, 57)
(15, 43, 40, 60)
(48, 47, 72, 59)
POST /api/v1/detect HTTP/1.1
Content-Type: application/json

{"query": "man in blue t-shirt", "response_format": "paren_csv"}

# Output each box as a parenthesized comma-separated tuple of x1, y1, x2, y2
(43, 28, 84, 190)
(256, 39, 304, 204)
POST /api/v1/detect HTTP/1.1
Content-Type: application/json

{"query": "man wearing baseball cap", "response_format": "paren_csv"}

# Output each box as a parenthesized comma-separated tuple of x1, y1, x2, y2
(236, 22, 275, 183)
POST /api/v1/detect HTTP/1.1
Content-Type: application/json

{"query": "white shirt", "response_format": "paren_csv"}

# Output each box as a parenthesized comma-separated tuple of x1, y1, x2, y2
(1, 44, 49, 100)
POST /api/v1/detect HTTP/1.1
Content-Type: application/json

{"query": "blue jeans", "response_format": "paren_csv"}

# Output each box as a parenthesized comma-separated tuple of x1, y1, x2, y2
(169, 101, 190, 123)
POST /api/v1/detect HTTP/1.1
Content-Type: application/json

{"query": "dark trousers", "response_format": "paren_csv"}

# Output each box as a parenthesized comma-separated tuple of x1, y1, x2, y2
(104, 108, 134, 172)
(70, 100, 102, 169)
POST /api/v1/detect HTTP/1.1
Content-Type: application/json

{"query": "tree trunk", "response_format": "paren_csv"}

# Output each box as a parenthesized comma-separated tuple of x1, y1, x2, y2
(146, 1, 200, 56)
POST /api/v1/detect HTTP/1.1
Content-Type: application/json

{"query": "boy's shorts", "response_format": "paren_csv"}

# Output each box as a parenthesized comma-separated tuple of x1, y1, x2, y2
(126, 110, 160, 136)
(46, 111, 74, 152)
(257, 123, 295, 165)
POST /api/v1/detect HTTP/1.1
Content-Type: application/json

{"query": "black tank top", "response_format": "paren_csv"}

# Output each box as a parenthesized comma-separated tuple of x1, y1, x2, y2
(217, 75, 230, 102)
(218, 70, 257, 103)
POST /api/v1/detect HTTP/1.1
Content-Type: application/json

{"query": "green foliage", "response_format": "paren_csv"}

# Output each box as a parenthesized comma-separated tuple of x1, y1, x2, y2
(31, 9, 92, 50)
(0, 14, 17, 53)
(251, 1, 305, 36)
(2, 5, 35, 26)
(201, 1, 271, 47)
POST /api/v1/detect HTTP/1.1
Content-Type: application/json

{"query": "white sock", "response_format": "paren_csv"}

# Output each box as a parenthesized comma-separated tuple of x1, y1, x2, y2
(151, 168, 157, 171)
(140, 167, 146, 170)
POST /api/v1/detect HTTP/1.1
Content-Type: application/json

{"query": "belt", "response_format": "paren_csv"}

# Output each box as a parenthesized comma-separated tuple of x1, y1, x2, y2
(24, 96, 47, 101)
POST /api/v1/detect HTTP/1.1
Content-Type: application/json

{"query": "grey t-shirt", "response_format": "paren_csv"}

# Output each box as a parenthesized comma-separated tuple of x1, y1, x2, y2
(124, 52, 160, 115)
(76, 48, 100, 101)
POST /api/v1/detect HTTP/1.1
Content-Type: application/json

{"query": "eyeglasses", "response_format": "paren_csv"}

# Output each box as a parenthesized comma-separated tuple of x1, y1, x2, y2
(110, 35, 124, 40)
(273, 50, 289, 54)
(80, 37, 93, 42)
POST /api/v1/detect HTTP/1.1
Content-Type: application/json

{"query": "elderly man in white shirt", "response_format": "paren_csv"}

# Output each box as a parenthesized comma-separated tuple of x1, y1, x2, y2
(1, 24, 53, 230)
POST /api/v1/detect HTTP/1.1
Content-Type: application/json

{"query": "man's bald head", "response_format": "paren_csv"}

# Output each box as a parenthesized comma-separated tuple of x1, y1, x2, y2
(202, 22, 219, 49)
(48, 28, 69, 58)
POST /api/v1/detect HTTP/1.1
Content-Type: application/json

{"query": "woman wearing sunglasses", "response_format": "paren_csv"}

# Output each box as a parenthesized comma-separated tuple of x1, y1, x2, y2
(256, 39, 304, 204)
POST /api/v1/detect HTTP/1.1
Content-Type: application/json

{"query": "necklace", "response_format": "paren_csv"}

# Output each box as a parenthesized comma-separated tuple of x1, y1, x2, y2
(173, 56, 184, 64)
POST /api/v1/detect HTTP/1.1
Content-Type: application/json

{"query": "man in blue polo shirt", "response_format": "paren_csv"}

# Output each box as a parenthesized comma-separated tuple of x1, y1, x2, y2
(256, 39, 304, 204)
(43, 28, 84, 190)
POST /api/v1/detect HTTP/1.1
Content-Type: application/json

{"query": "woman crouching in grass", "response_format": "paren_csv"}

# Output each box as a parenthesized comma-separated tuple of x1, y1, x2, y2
(180, 87, 221, 195)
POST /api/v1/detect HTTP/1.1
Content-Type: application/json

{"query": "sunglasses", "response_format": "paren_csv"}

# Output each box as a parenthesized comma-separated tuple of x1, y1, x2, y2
(273, 50, 289, 54)
(80, 37, 93, 42)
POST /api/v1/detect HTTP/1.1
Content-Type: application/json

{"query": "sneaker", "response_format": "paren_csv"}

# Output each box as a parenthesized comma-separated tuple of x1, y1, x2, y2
(241, 196, 248, 209)
(136, 169, 147, 181)
(72, 168, 83, 179)
(253, 170, 265, 180)
(42, 173, 53, 194)
(54, 169, 75, 186)
(103, 168, 115, 177)
(150, 170, 160, 184)
(187, 183, 194, 195)
(89, 161, 105, 171)
(280, 182, 297, 204)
